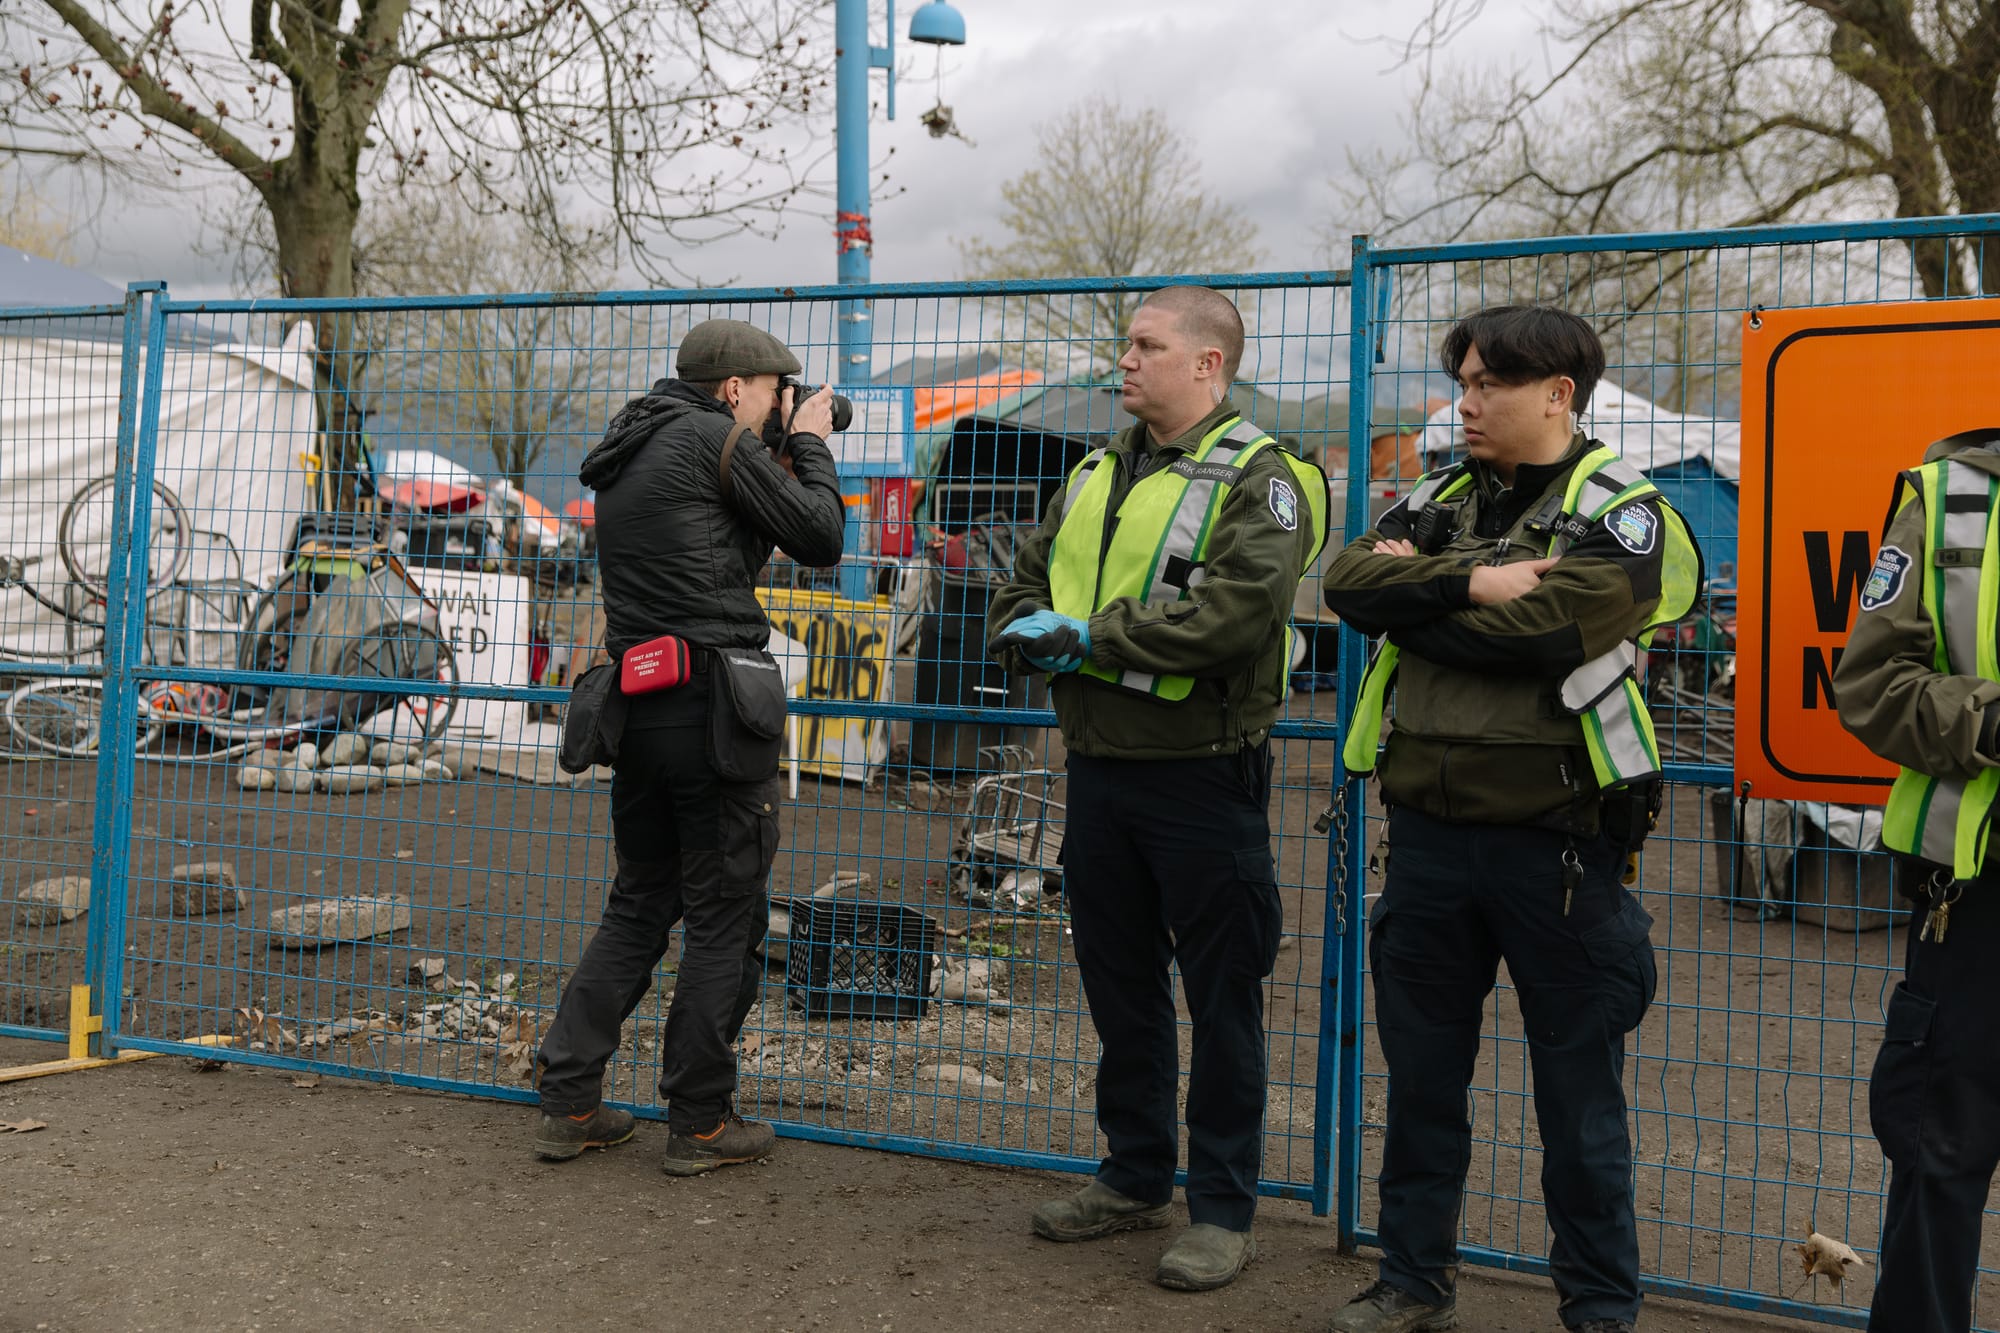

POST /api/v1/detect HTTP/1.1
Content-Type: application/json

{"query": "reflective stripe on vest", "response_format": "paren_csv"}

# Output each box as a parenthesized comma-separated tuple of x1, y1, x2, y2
(1048, 415, 1327, 701)
(1343, 445, 1700, 791)
(1880, 460, 2000, 879)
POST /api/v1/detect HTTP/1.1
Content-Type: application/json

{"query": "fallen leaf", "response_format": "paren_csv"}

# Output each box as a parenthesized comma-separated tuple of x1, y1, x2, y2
(289, 1074, 321, 1089)
(1, 1119, 47, 1133)
(1793, 1230, 1869, 1297)
(233, 1006, 299, 1051)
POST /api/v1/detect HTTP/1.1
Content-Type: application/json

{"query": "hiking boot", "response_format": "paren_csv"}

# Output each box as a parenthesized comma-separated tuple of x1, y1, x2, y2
(532, 1105, 636, 1161)
(1155, 1223, 1256, 1291)
(1030, 1180, 1173, 1242)
(659, 1110, 777, 1176)
(1328, 1279, 1458, 1332)
(1571, 1321, 1636, 1333)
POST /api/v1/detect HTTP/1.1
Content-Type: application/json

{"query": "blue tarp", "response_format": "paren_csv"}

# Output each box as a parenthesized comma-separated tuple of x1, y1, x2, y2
(1643, 455, 1739, 591)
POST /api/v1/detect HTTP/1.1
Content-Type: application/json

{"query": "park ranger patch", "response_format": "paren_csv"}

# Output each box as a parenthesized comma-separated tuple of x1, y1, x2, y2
(1859, 544, 1911, 612)
(1269, 477, 1299, 531)
(1608, 503, 1657, 555)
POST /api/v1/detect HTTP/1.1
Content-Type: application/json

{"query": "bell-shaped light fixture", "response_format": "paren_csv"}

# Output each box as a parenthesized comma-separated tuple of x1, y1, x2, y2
(908, 0, 966, 46)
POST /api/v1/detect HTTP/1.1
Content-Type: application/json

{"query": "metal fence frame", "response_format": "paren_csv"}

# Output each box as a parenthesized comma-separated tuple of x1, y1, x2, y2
(9, 213, 2000, 1327)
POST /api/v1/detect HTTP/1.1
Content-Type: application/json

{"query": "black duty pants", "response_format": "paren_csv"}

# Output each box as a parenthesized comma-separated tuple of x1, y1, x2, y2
(1369, 806, 1655, 1329)
(1869, 874, 2000, 1333)
(537, 673, 778, 1131)
(1061, 746, 1284, 1232)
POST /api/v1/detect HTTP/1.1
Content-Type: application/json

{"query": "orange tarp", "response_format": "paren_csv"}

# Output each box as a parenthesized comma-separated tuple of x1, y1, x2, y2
(912, 370, 1044, 433)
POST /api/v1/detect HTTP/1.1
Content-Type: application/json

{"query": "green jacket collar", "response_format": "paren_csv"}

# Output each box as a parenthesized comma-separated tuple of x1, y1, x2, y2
(1107, 397, 1244, 460)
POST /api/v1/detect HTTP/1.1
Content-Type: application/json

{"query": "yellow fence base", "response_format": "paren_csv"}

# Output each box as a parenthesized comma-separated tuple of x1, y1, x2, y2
(0, 984, 230, 1084)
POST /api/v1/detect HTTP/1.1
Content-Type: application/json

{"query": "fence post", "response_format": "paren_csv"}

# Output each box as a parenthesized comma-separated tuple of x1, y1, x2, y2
(1327, 236, 1379, 1250)
(82, 281, 169, 1056)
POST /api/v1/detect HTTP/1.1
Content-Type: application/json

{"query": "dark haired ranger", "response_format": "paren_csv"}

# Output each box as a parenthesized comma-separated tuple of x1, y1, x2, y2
(1321, 305, 1700, 1333)
(986, 285, 1328, 1292)
(1833, 428, 2000, 1333)
(530, 318, 843, 1175)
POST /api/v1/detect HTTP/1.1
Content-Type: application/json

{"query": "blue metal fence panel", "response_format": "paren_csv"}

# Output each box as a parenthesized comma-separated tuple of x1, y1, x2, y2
(1343, 213, 2000, 1329)
(73, 275, 1351, 1210)
(14, 216, 2000, 1329)
(0, 295, 152, 1043)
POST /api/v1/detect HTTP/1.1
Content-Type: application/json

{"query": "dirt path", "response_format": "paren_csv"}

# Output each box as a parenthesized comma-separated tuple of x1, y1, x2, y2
(0, 1042, 1833, 1333)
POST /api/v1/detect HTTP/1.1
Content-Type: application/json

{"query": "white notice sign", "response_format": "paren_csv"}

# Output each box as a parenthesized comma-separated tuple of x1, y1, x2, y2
(407, 568, 531, 738)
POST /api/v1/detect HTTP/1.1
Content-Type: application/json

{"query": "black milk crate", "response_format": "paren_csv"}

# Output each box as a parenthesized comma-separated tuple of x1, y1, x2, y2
(783, 897, 938, 1021)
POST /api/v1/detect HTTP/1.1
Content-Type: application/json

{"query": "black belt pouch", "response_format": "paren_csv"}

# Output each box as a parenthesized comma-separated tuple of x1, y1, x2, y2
(558, 661, 628, 774)
(707, 647, 787, 781)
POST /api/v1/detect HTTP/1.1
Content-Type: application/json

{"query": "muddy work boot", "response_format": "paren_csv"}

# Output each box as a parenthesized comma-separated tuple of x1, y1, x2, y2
(1031, 1180, 1173, 1242)
(659, 1109, 777, 1176)
(532, 1105, 636, 1161)
(1328, 1279, 1458, 1332)
(1155, 1223, 1257, 1291)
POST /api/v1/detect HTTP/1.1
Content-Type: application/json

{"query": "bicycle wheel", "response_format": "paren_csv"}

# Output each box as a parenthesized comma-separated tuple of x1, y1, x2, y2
(341, 621, 460, 741)
(57, 475, 193, 598)
(4, 678, 165, 757)
(238, 571, 314, 678)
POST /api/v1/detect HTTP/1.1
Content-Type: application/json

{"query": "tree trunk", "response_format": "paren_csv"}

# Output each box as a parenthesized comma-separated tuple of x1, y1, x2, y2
(267, 180, 368, 511)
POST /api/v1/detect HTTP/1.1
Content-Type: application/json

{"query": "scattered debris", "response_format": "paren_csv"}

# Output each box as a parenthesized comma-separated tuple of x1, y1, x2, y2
(268, 894, 412, 948)
(370, 740, 421, 767)
(14, 875, 90, 925)
(319, 764, 386, 795)
(167, 862, 245, 917)
(1, 1118, 48, 1134)
(814, 870, 871, 901)
(322, 733, 371, 767)
(916, 1062, 1005, 1095)
(289, 1073, 321, 1089)
(234, 1006, 300, 1051)
(1794, 1230, 1868, 1299)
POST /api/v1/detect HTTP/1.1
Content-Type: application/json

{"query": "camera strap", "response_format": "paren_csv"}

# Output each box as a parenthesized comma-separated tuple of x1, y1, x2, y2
(716, 423, 758, 502)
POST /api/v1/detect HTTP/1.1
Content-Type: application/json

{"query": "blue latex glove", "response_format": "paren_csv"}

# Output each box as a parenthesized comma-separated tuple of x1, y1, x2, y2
(994, 610, 1090, 673)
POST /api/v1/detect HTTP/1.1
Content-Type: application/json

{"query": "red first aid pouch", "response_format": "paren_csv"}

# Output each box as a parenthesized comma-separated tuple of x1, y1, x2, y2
(620, 633, 693, 695)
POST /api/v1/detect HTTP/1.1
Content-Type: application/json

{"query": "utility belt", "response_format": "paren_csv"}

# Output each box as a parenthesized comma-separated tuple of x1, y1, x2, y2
(558, 634, 785, 781)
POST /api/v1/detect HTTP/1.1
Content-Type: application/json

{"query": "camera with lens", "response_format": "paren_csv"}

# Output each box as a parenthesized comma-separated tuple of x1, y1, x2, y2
(761, 377, 854, 452)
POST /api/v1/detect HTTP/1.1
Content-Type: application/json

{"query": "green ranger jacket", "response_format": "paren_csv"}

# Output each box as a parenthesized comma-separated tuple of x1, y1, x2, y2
(1321, 435, 1675, 828)
(986, 398, 1325, 760)
(1834, 435, 2000, 876)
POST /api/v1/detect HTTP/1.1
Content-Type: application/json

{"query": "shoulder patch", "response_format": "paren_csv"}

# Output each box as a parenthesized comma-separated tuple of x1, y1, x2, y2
(1268, 477, 1299, 531)
(1607, 503, 1658, 555)
(1859, 544, 1912, 612)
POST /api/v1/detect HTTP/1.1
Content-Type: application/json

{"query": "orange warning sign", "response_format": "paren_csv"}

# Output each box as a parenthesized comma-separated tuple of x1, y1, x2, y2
(1739, 296, 2000, 803)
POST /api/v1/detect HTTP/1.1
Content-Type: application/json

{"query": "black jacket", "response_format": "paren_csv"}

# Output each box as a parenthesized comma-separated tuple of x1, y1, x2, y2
(582, 379, 845, 654)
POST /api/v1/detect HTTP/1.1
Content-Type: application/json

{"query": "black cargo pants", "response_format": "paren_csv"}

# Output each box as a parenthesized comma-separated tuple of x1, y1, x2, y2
(1368, 806, 1656, 1330)
(537, 667, 779, 1132)
(1060, 745, 1285, 1233)
(1868, 872, 2000, 1333)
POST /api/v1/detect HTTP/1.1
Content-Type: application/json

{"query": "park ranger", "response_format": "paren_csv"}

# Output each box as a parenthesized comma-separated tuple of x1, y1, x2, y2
(1834, 427, 2000, 1333)
(987, 284, 1326, 1292)
(1321, 305, 1699, 1333)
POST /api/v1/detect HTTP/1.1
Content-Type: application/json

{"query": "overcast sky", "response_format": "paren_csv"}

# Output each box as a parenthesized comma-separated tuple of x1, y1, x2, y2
(59, 0, 1549, 298)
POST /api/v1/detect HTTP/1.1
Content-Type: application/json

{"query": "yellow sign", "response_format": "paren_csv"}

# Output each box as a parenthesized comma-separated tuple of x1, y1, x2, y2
(756, 587, 896, 784)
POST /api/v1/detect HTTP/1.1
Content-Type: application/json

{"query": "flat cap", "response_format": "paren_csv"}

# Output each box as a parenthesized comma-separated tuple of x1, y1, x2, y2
(676, 319, 802, 381)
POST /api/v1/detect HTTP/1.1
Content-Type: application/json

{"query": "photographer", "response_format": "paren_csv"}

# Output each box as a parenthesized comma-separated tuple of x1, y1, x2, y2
(533, 319, 843, 1175)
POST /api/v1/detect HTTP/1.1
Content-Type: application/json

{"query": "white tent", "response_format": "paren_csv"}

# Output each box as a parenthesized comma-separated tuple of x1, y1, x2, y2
(1, 256, 317, 664)
(1415, 380, 1742, 479)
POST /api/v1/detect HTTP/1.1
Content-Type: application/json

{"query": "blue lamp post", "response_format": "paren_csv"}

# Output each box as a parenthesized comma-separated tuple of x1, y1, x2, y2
(833, 0, 967, 384)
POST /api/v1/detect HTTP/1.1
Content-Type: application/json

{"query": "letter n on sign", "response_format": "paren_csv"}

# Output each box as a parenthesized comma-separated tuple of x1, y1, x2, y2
(1738, 296, 2000, 802)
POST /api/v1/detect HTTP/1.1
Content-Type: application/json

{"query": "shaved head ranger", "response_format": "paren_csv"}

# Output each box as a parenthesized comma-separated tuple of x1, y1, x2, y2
(1139, 285, 1246, 383)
